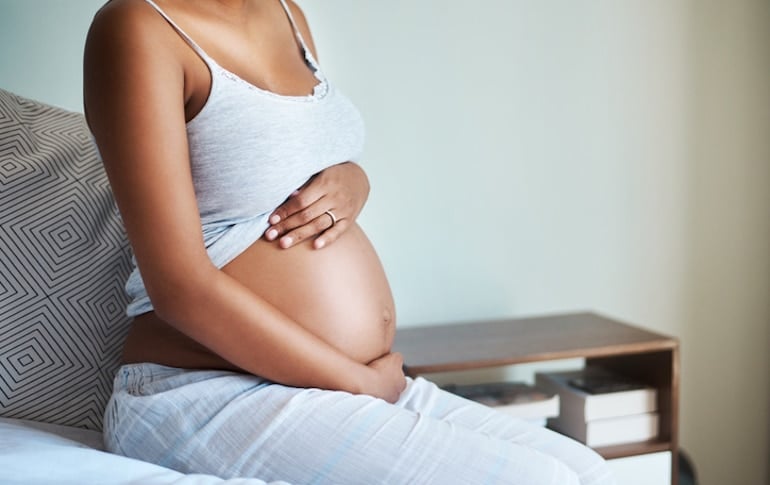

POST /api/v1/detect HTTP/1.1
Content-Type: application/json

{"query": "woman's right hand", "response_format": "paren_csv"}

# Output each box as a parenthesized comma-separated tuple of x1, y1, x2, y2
(365, 352, 407, 403)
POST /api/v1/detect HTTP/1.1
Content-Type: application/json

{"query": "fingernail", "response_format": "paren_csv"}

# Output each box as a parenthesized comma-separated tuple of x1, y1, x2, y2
(314, 239, 325, 249)
(280, 236, 292, 248)
(269, 214, 280, 224)
(266, 228, 278, 240)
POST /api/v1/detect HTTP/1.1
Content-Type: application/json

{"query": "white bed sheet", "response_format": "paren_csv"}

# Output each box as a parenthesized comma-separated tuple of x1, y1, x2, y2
(0, 418, 290, 485)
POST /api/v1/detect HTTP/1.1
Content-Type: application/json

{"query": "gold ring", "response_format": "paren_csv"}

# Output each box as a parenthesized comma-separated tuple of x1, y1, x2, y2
(324, 210, 337, 228)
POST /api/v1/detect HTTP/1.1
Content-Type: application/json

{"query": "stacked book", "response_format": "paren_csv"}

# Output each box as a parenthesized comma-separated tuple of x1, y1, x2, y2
(535, 367, 659, 447)
(443, 381, 560, 426)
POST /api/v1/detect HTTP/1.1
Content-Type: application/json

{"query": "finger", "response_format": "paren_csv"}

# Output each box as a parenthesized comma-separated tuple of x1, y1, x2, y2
(279, 210, 341, 249)
(266, 196, 328, 241)
(269, 182, 322, 225)
(313, 219, 348, 249)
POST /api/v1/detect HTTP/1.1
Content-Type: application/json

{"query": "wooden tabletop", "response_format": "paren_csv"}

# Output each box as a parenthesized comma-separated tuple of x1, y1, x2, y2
(393, 312, 678, 375)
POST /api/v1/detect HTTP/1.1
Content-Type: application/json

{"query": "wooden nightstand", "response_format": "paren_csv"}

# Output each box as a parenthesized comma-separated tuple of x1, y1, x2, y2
(393, 311, 680, 485)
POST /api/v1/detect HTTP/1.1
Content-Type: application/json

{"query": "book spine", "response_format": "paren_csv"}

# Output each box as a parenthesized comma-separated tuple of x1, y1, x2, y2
(535, 372, 657, 421)
(535, 373, 588, 420)
(548, 412, 659, 447)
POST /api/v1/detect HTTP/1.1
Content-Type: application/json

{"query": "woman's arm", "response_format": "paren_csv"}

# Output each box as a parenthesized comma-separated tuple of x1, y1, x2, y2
(84, 1, 404, 402)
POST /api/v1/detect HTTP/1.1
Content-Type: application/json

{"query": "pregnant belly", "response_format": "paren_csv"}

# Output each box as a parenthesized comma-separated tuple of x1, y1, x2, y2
(122, 223, 396, 369)
(223, 223, 396, 363)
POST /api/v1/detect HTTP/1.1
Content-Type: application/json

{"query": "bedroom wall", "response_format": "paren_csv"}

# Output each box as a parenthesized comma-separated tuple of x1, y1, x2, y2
(1, 1, 768, 484)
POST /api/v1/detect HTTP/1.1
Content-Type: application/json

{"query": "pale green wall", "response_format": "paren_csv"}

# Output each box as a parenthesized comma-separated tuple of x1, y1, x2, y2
(0, 0, 105, 111)
(1, 1, 768, 484)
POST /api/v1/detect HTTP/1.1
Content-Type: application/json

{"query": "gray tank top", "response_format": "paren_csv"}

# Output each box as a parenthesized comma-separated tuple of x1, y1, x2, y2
(125, 0, 366, 317)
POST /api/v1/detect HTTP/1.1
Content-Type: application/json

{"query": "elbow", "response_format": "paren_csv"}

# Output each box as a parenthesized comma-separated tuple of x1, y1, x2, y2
(144, 265, 218, 326)
(149, 292, 186, 326)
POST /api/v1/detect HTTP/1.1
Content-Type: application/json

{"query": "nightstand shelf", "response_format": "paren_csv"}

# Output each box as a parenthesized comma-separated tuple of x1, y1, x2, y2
(393, 311, 680, 484)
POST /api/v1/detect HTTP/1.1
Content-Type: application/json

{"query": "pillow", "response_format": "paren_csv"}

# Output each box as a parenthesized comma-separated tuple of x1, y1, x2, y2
(0, 88, 132, 431)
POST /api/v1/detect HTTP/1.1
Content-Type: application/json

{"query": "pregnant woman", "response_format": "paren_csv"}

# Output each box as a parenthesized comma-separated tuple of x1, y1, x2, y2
(84, 1, 614, 483)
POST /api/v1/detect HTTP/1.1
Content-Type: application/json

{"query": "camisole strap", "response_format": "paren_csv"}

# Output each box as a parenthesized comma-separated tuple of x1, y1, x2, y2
(143, 0, 212, 62)
(277, 0, 320, 69)
(143, 0, 322, 76)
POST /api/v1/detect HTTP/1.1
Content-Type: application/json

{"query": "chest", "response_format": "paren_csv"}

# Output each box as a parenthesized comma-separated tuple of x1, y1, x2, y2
(185, 80, 365, 220)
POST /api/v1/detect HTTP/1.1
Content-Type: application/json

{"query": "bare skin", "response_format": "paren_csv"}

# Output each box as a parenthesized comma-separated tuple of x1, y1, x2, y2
(125, 223, 397, 369)
(84, 0, 405, 402)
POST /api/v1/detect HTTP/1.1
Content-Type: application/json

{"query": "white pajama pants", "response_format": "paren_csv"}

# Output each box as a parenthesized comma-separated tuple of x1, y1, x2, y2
(104, 363, 615, 485)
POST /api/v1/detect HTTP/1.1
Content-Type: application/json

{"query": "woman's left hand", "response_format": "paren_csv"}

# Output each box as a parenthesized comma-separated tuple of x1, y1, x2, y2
(264, 162, 370, 249)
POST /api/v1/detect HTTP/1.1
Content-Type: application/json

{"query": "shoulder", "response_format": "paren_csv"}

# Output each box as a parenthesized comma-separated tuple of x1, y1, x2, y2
(283, 0, 311, 32)
(84, 0, 186, 97)
(283, 0, 319, 57)
(283, 0, 307, 20)
(86, 0, 183, 70)
(84, 0, 189, 126)
(89, 0, 165, 42)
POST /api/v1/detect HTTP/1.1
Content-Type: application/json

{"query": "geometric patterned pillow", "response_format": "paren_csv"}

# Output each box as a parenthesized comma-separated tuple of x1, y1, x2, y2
(0, 88, 132, 431)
